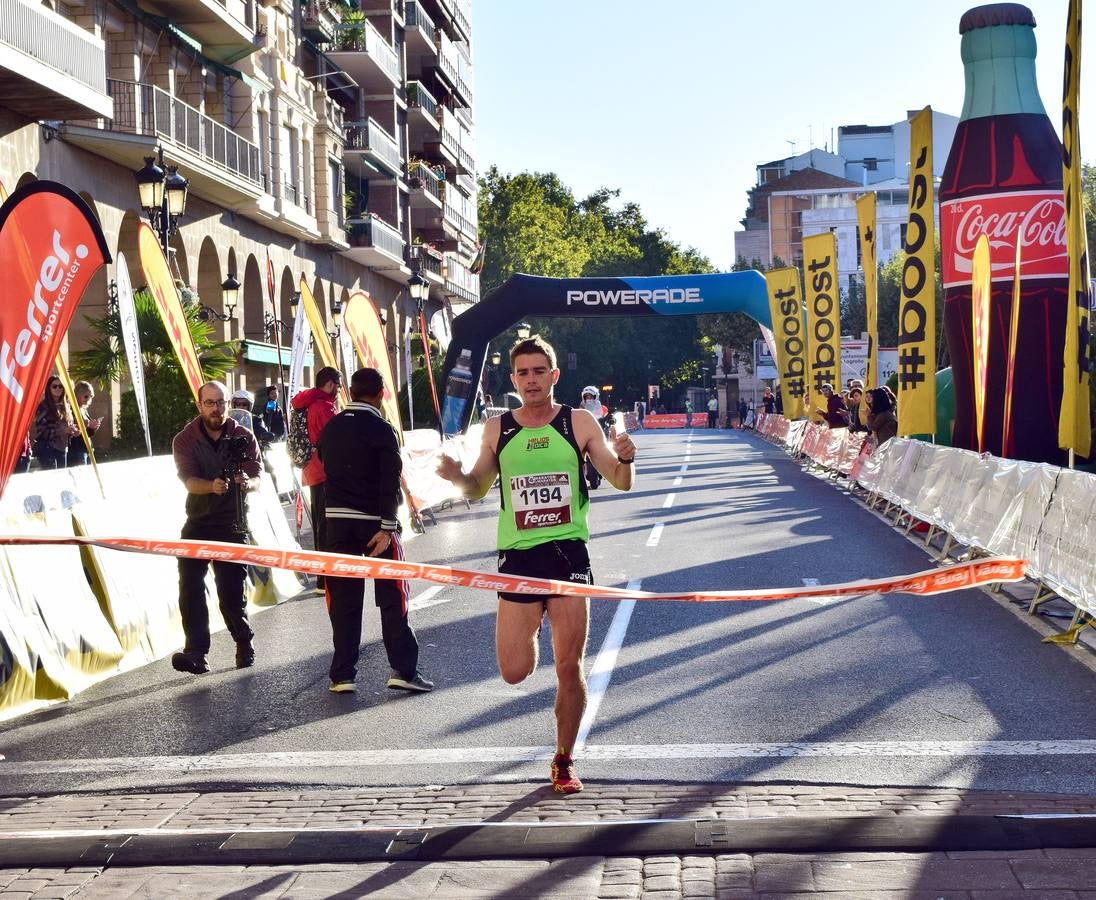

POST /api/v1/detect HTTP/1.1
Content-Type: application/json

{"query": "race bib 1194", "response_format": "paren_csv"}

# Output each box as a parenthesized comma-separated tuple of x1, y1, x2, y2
(510, 472, 572, 530)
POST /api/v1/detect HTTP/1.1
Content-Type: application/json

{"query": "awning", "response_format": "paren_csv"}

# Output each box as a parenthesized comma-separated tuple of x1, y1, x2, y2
(302, 36, 358, 94)
(241, 341, 313, 367)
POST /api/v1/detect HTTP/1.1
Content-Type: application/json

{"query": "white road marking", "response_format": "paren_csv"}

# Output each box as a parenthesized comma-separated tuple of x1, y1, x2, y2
(575, 579, 640, 751)
(672, 477, 682, 487)
(6, 741, 1096, 775)
(409, 586, 447, 610)
(678, 464, 688, 474)
(662, 494, 676, 509)
(646, 523, 664, 547)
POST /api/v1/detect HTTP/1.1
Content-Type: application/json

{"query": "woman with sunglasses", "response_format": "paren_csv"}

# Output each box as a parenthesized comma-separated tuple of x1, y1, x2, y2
(33, 376, 79, 469)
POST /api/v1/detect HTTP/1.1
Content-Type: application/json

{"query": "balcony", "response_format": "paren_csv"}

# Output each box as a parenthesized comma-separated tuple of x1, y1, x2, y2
(0, 0, 111, 120)
(408, 161, 442, 209)
(328, 17, 400, 92)
(62, 79, 263, 208)
(344, 118, 402, 179)
(342, 213, 406, 269)
(444, 257, 479, 304)
(142, 0, 258, 64)
(300, 0, 339, 44)
(452, 0, 471, 43)
(404, 2, 437, 56)
(314, 89, 345, 139)
(406, 80, 439, 132)
(411, 244, 445, 284)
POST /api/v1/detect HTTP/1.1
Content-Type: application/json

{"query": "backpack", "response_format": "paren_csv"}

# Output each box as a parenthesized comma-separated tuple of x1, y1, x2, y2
(287, 407, 313, 467)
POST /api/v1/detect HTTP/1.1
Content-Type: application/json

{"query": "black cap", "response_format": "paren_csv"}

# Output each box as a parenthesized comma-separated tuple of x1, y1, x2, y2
(959, 3, 1036, 34)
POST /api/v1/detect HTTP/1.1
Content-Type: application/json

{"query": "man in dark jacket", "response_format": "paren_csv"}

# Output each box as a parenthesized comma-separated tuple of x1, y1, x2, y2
(318, 367, 432, 695)
(254, 385, 287, 442)
(171, 380, 263, 674)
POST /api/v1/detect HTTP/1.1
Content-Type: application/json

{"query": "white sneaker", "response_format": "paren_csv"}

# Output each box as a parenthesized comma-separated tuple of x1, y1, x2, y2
(329, 680, 356, 693)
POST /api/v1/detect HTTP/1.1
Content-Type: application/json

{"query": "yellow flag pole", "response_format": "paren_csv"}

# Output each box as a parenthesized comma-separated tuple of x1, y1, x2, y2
(54, 353, 105, 498)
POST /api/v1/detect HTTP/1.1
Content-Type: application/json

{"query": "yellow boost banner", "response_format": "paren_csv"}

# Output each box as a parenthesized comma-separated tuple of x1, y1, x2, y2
(802, 232, 840, 421)
(764, 267, 807, 420)
(897, 107, 936, 438)
(856, 192, 879, 399)
(1058, 0, 1092, 458)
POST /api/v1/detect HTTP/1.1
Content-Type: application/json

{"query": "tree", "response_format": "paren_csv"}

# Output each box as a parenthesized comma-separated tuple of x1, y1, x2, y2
(70, 290, 238, 456)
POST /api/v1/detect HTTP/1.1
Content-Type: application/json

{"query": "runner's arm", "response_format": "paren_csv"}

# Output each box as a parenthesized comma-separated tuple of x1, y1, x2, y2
(436, 416, 500, 499)
(576, 409, 635, 491)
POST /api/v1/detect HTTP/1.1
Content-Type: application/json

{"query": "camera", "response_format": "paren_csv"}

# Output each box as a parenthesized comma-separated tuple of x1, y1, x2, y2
(221, 434, 253, 479)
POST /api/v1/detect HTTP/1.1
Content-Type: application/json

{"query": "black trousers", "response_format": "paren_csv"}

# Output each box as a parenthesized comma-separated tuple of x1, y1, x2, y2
(326, 518, 418, 683)
(310, 482, 328, 588)
(177, 520, 252, 655)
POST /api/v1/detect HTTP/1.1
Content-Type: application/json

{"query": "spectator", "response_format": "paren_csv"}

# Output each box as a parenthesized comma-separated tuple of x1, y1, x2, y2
(744, 402, 756, 430)
(170, 380, 262, 674)
(847, 386, 867, 434)
(706, 395, 718, 429)
(684, 398, 694, 427)
(866, 387, 898, 447)
(815, 383, 849, 429)
(68, 381, 102, 467)
(228, 389, 256, 433)
(291, 366, 342, 591)
(255, 386, 287, 442)
(15, 433, 32, 474)
(738, 399, 748, 429)
(319, 367, 432, 695)
(34, 376, 78, 469)
(762, 387, 776, 415)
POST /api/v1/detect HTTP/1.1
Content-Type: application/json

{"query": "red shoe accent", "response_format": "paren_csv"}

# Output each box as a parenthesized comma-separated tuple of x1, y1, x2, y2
(550, 754, 583, 794)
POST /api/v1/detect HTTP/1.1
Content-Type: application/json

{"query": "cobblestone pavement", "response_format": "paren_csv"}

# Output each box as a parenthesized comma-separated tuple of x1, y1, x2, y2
(2, 783, 1096, 897)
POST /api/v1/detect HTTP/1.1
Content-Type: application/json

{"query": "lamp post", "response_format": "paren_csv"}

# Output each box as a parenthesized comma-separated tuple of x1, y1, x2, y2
(134, 147, 189, 256)
(197, 274, 241, 323)
(516, 322, 531, 340)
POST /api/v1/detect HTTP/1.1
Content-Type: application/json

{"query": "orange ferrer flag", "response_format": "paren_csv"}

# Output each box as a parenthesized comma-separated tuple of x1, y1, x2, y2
(342, 291, 403, 440)
(138, 223, 203, 404)
(1058, 0, 1092, 458)
(971, 235, 992, 453)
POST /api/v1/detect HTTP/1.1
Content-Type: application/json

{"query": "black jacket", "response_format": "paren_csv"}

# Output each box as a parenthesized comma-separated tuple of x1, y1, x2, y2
(318, 402, 401, 532)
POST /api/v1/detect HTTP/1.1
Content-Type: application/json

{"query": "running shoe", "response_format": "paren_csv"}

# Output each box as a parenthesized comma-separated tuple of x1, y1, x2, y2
(386, 670, 434, 692)
(328, 681, 356, 693)
(550, 753, 583, 795)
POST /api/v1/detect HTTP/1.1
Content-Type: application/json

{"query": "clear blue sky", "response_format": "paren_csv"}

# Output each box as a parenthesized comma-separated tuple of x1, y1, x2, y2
(473, 0, 1092, 270)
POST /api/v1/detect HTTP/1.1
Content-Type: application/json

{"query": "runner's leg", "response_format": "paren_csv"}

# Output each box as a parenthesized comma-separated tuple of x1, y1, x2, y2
(495, 597, 545, 684)
(545, 595, 590, 754)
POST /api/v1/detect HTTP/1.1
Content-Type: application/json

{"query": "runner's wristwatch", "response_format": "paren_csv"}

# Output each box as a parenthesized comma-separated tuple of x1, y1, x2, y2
(617, 455, 635, 464)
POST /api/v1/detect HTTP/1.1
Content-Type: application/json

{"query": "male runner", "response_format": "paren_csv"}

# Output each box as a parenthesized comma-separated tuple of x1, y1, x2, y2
(437, 335, 636, 794)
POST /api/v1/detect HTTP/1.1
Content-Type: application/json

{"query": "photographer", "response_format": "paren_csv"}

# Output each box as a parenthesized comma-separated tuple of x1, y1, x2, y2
(170, 381, 262, 675)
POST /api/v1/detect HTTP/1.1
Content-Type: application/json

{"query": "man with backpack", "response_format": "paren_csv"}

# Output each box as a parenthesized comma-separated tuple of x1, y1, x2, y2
(290, 366, 341, 590)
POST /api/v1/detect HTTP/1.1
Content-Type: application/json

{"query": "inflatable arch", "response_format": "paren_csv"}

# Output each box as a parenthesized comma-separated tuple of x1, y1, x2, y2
(439, 271, 771, 434)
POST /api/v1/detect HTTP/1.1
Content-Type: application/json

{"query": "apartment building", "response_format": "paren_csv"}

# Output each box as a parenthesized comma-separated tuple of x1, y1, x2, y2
(0, 0, 477, 447)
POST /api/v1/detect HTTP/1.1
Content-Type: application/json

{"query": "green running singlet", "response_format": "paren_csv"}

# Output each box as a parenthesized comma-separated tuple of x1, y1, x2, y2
(495, 406, 589, 551)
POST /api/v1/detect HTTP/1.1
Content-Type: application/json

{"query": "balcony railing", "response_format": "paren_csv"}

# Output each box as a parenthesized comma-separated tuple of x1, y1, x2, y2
(406, 80, 438, 120)
(0, 0, 107, 101)
(314, 89, 345, 135)
(452, 0, 471, 40)
(344, 118, 402, 175)
(455, 170, 476, 195)
(408, 161, 441, 203)
(101, 79, 261, 185)
(347, 213, 405, 259)
(404, 1, 436, 38)
(283, 177, 300, 206)
(333, 18, 400, 84)
(414, 246, 444, 279)
(456, 143, 474, 175)
(445, 258, 479, 302)
(442, 199, 469, 234)
(300, 0, 337, 42)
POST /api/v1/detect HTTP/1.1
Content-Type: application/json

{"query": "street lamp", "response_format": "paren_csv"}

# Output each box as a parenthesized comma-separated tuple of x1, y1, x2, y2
(516, 322, 531, 340)
(196, 273, 241, 322)
(134, 147, 189, 255)
(408, 270, 429, 310)
(328, 300, 343, 340)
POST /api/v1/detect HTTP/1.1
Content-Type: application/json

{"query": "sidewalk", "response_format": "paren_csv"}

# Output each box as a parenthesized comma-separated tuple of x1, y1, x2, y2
(2, 783, 1096, 897)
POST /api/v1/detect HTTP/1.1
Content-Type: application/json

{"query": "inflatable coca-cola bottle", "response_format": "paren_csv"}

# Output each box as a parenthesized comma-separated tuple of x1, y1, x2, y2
(940, 3, 1069, 464)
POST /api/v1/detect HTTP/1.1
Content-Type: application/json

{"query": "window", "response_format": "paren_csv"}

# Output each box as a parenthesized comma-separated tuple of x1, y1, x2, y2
(864, 157, 878, 171)
(329, 159, 343, 221)
(900, 222, 909, 250)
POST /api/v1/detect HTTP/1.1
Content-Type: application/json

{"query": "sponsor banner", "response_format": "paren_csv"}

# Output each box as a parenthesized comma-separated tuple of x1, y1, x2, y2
(296, 280, 342, 380)
(138, 223, 202, 404)
(288, 299, 308, 402)
(0, 182, 110, 496)
(0, 533, 1026, 602)
(404, 314, 415, 427)
(971, 235, 992, 451)
(1059, 0, 1092, 457)
(115, 253, 151, 456)
(1003, 240, 1023, 456)
(857, 192, 879, 406)
(940, 190, 1067, 287)
(342, 291, 402, 435)
(898, 107, 937, 437)
(802, 233, 841, 422)
(644, 414, 706, 429)
(764, 267, 807, 419)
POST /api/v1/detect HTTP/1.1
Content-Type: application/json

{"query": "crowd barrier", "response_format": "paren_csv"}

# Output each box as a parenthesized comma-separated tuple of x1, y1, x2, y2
(0, 457, 305, 721)
(754, 413, 1096, 632)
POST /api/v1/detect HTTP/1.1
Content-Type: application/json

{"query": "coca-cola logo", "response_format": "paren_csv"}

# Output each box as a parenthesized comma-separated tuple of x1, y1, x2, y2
(942, 192, 1068, 286)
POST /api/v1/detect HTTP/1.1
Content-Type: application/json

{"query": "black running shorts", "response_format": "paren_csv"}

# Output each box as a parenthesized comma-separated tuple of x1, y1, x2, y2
(497, 539, 593, 604)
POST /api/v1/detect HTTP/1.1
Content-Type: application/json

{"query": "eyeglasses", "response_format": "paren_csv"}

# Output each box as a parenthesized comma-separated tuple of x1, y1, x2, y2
(50, 384, 64, 391)
(201, 399, 228, 408)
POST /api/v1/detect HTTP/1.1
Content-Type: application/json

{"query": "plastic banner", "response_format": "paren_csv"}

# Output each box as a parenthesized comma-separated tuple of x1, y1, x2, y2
(0, 181, 110, 497)
(0, 533, 1027, 603)
(1059, 0, 1092, 458)
(898, 107, 937, 437)
(115, 253, 152, 456)
(802, 233, 840, 423)
(971, 235, 992, 451)
(288, 298, 308, 402)
(764, 267, 807, 419)
(857, 193, 879, 406)
(296, 279, 341, 380)
(1002, 239, 1023, 456)
(342, 291, 402, 436)
(138, 222, 202, 404)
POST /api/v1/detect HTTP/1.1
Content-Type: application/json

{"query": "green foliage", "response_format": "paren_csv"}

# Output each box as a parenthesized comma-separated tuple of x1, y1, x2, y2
(476, 167, 734, 405)
(1083, 163, 1095, 277)
(398, 355, 444, 430)
(70, 288, 239, 458)
(876, 240, 947, 367)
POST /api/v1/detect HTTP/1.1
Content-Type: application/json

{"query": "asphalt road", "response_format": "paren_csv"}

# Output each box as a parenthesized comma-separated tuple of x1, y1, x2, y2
(2, 428, 1095, 796)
